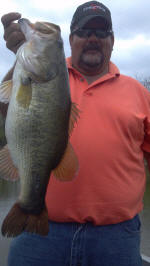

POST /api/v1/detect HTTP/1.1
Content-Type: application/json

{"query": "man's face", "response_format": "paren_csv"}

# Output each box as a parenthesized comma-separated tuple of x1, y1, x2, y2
(69, 17, 114, 76)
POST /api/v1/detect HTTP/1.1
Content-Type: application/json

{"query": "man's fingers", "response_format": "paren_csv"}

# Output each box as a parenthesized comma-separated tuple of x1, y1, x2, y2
(8, 41, 24, 54)
(6, 32, 25, 50)
(1, 12, 24, 54)
(3, 23, 21, 40)
(13, 41, 25, 54)
(1, 12, 21, 28)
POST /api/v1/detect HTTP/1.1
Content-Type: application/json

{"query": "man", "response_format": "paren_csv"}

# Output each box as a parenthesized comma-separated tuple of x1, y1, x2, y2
(1, 1, 150, 265)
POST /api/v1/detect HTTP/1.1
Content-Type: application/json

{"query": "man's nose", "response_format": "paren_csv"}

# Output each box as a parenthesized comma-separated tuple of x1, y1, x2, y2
(87, 33, 98, 40)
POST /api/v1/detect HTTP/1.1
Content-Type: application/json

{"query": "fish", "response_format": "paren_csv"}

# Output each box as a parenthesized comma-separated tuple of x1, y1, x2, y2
(0, 18, 79, 237)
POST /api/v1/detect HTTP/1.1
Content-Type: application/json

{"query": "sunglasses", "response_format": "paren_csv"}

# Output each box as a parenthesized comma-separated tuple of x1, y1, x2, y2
(72, 28, 113, 39)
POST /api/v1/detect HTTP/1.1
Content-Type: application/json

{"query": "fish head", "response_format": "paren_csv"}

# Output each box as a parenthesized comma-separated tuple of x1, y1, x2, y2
(18, 18, 61, 42)
(17, 18, 64, 82)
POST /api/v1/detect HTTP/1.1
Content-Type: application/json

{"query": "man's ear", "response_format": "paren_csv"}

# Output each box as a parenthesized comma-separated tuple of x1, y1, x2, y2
(111, 33, 115, 48)
(69, 34, 73, 47)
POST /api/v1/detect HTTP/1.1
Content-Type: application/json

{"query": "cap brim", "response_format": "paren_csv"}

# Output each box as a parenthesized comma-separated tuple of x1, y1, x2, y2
(75, 14, 111, 30)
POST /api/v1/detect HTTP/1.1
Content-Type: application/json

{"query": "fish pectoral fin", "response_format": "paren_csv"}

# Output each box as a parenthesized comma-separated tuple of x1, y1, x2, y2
(69, 102, 80, 136)
(53, 142, 79, 181)
(1, 203, 49, 237)
(16, 82, 32, 108)
(0, 145, 19, 181)
(0, 80, 13, 103)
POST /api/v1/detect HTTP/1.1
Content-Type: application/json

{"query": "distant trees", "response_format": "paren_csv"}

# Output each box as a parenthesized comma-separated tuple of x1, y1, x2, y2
(135, 75, 150, 91)
(141, 78, 150, 91)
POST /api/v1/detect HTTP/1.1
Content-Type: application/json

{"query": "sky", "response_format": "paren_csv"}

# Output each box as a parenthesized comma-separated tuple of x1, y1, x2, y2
(0, 0, 150, 82)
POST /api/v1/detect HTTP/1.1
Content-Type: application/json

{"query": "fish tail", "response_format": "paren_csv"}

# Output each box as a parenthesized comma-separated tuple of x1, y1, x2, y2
(25, 207, 49, 235)
(1, 203, 28, 237)
(1, 202, 49, 237)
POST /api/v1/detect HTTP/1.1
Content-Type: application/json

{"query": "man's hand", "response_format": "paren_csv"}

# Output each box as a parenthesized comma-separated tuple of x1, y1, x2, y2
(1, 12, 25, 54)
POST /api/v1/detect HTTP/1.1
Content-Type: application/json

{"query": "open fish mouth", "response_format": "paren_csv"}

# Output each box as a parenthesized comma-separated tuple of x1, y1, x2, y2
(18, 18, 34, 41)
(18, 18, 61, 41)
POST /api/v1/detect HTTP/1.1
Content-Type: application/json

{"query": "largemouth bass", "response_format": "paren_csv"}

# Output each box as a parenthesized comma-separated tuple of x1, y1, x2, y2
(0, 18, 79, 237)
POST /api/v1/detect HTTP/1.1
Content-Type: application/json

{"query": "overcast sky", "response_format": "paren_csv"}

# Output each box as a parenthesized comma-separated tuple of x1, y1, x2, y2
(0, 0, 150, 82)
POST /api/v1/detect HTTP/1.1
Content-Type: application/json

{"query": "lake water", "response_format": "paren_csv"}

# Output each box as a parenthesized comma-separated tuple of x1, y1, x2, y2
(0, 178, 150, 266)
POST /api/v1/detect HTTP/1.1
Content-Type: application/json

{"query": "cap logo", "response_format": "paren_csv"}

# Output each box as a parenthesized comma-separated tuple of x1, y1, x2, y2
(83, 4, 106, 13)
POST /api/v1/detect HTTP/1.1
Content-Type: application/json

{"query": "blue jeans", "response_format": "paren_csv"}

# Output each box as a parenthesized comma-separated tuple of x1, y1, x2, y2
(8, 215, 142, 266)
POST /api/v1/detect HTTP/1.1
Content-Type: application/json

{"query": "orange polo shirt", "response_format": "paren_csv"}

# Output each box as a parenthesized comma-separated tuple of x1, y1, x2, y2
(45, 58, 150, 225)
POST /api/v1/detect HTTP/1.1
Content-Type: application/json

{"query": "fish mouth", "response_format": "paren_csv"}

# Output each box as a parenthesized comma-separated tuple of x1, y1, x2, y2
(18, 18, 32, 26)
(18, 18, 61, 40)
(18, 18, 34, 41)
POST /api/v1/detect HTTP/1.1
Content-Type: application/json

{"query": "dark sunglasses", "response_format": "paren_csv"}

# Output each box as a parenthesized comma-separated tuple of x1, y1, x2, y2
(72, 28, 113, 39)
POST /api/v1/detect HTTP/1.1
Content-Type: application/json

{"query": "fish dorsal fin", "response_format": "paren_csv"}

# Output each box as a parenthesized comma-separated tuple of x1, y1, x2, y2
(53, 142, 79, 181)
(69, 102, 80, 136)
(0, 145, 19, 181)
(0, 80, 12, 103)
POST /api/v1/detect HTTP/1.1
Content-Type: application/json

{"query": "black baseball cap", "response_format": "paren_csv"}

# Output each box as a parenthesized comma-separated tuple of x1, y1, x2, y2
(70, 1, 112, 33)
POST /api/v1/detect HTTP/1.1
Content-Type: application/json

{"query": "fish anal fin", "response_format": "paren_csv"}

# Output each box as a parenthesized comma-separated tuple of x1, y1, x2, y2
(16, 83, 32, 108)
(1, 203, 49, 237)
(69, 102, 80, 136)
(53, 142, 79, 181)
(0, 80, 12, 103)
(0, 145, 19, 181)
